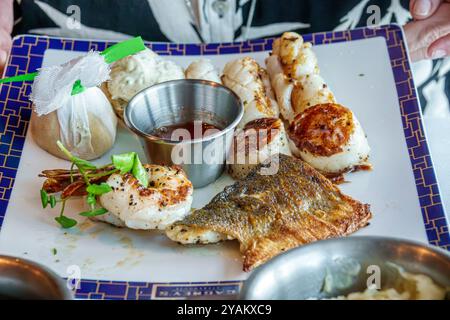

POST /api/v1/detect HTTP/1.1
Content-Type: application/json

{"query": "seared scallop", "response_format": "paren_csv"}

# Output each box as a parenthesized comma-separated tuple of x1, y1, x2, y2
(288, 103, 370, 174)
(228, 118, 291, 180)
(98, 165, 193, 230)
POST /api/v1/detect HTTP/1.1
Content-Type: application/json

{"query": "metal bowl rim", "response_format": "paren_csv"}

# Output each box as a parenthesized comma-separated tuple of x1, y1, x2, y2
(240, 236, 450, 299)
(124, 79, 244, 145)
(0, 255, 73, 300)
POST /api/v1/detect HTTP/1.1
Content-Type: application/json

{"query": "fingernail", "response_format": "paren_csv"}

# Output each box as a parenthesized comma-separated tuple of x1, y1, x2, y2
(431, 49, 446, 59)
(414, 0, 431, 16)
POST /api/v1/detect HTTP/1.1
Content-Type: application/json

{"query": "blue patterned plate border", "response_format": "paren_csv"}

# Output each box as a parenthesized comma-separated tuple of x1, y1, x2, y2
(0, 24, 448, 300)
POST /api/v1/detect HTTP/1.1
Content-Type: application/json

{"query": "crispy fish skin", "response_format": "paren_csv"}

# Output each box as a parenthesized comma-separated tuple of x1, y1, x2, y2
(167, 154, 371, 271)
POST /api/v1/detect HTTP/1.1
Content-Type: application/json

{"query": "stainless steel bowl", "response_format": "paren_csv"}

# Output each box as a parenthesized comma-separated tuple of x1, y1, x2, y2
(241, 236, 450, 300)
(0, 255, 72, 299)
(125, 79, 243, 188)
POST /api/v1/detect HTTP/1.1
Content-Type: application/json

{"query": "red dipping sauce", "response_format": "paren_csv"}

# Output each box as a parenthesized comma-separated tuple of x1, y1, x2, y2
(150, 121, 222, 141)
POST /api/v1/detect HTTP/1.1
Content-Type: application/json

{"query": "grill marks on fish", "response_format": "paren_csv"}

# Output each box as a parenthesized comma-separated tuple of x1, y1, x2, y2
(168, 154, 371, 271)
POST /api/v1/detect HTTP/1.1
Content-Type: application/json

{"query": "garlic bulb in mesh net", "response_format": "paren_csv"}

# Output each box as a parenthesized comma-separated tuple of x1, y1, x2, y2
(30, 52, 118, 160)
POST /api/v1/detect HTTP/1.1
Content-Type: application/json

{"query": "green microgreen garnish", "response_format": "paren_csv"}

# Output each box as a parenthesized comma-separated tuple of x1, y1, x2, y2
(40, 142, 149, 229)
(112, 152, 135, 174)
(86, 183, 112, 195)
(112, 152, 149, 187)
(55, 215, 77, 229)
(40, 189, 49, 208)
(79, 208, 109, 217)
(86, 193, 96, 206)
(131, 153, 149, 188)
(41, 189, 57, 209)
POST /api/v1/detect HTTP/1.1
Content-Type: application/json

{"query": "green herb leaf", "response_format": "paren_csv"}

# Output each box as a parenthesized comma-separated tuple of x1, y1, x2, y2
(40, 189, 49, 208)
(79, 208, 108, 217)
(73, 157, 97, 171)
(132, 154, 149, 188)
(55, 216, 77, 229)
(86, 183, 112, 195)
(112, 152, 136, 174)
(52, 248, 57, 255)
(87, 193, 96, 206)
(49, 195, 57, 208)
(56, 140, 74, 159)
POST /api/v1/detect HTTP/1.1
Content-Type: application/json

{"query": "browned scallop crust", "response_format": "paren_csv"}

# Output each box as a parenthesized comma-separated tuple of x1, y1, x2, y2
(171, 154, 372, 271)
(228, 118, 284, 179)
(231, 118, 282, 157)
(289, 103, 355, 157)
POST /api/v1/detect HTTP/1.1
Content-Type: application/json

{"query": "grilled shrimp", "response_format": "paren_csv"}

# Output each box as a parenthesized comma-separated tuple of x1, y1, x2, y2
(97, 165, 193, 230)
(222, 57, 279, 128)
(185, 59, 221, 83)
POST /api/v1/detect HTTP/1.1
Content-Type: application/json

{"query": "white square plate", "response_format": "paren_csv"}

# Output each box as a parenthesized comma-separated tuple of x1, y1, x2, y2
(0, 25, 447, 299)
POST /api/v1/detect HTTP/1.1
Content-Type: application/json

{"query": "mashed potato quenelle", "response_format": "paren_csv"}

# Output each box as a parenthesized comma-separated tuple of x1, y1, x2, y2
(105, 48, 185, 118)
(329, 271, 447, 300)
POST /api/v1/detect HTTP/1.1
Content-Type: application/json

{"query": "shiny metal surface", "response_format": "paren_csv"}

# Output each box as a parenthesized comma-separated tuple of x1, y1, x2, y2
(241, 236, 450, 300)
(125, 79, 243, 188)
(0, 255, 72, 300)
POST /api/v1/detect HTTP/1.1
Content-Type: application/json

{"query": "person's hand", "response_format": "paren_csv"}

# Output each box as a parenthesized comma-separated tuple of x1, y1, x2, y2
(404, 0, 450, 62)
(0, 0, 13, 75)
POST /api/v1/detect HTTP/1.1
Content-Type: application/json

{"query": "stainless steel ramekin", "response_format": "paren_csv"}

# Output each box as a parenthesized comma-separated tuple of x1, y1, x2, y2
(124, 79, 243, 188)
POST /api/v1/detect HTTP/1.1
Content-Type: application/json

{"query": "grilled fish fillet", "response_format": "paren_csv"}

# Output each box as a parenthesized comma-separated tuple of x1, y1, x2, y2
(166, 154, 371, 271)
